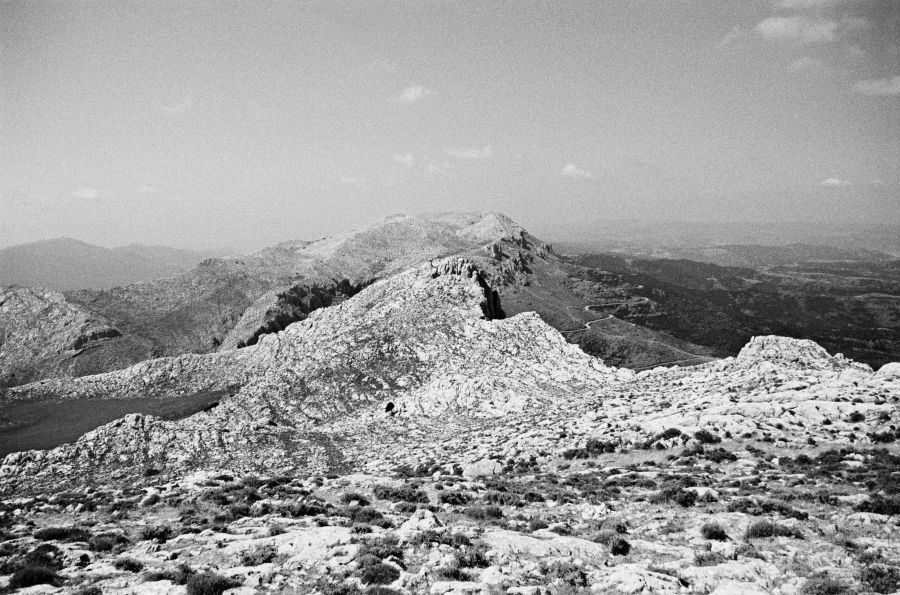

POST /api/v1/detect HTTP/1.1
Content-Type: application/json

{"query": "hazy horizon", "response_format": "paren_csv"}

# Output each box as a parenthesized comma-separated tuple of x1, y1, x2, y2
(2, 1, 898, 252)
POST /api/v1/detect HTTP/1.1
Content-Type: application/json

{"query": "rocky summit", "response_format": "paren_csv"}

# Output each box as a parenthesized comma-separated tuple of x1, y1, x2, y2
(1, 255, 899, 595)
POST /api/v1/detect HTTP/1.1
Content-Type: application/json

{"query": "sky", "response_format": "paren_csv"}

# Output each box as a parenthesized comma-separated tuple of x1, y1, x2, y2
(1, 0, 898, 251)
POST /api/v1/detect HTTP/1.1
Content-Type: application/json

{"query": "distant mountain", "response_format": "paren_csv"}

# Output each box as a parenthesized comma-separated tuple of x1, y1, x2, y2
(661, 243, 892, 268)
(0, 238, 221, 290)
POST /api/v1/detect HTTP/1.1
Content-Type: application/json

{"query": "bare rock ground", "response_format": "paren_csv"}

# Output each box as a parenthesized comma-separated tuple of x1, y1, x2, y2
(0, 257, 898, 594)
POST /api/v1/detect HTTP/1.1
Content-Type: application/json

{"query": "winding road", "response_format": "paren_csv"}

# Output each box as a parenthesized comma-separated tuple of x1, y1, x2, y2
(559, 298, 649, 335)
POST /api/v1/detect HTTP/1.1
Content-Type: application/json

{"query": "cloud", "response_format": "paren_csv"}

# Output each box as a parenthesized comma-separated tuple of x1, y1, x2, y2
(136, 186, 163, 195)
(719, 26, 748, 47)
(820, 177, 851, 186)
(160, 95, 194, 115)
(788, 56, 823, 71)
(445, 145, 494, 160)
(397, 85, 432, 104)
(754, 16, 839, 44)
(72, 187, 102, 200)
(339, 176, 369, 190)
(775, 0, 842, 8)
(561, 163, 592, 179)
(392, 153, 415, 167)
(853, 75, 900, 96)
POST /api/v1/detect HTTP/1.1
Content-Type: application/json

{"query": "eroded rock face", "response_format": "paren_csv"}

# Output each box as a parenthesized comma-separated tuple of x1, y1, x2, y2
(0, 258, 617, 488)
(0, 287, 121, 389)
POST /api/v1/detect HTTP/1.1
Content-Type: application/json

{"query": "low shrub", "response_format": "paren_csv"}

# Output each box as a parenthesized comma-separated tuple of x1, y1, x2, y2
(745, 520, 803, 540)
(145, 563, 196, 585)
(359, 562, 400, 585)
(34, 526, 91, 542)
(139, 525, 173, 543)
(800, 573, 852, 595)
(454, 542, 490, 568)
(435, 565, 468, 580)
(700, 522, 729, 541)
(463, 505, 503, 520)
(694, 552, 727, 566)
(186, 572, 242, 595)
(89, 532, 128, 552)
(240, 544, 280, 566)
(114, 557, 144, 572)
(341, 492, 371, 506)
(358, 535, 403, 560)
(860, 564, 900, 594)
(9, 564, 60, 589)
(694, 429, 722, 444)
(438, 491, 471, 506)
(373, 484, 429, 503)
(855, 495, 900, 516)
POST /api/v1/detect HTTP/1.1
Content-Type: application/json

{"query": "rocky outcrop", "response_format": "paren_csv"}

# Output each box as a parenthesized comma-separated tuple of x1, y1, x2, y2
(0, 287, 121, 389)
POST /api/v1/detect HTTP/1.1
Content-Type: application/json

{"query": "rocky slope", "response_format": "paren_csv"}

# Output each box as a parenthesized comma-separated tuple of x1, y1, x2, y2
(0, 258, 898, 595)
(0, 213, 714, 390)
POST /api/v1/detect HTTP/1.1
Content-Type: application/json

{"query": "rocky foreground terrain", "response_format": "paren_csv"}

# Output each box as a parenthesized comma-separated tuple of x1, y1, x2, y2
(1, 257, 899, 594)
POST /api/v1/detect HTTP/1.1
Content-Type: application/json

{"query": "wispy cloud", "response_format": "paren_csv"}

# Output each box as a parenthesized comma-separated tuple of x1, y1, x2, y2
(445, 145, 494, 160)
(136, 186, 163, 195)
(339, 176, 369, 190)
(754, 17, 839, 44)
(160, 95, 194, 116)
(853, 75, 900, 96)
(561, 163, 592, 179)
(719, 26, 748, 47)
(392, 153, 415, 167)
(820, 177, 851, 186)
(397, 85, 432, 104)
(788, 56, 823, 71)
(72, 187, 104, 200)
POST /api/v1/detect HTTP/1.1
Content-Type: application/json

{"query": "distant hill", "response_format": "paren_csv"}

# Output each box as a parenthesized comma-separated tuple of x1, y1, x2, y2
(0, 238, 222, 290)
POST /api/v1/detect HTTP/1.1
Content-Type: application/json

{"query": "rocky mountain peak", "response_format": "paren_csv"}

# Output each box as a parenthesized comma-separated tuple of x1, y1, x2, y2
(736, 335, 866, 371)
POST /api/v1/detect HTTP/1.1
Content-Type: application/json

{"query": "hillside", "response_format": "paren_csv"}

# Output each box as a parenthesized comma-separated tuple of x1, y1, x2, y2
(0, 238, 217, 291)
(0, 257, 898, 594)
(0, 213, 714, 390)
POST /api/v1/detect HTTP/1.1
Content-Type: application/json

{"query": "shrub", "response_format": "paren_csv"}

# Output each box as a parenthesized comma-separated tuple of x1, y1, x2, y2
(856, 495, 900, 516)
(846, 412, 865, 423)
(34, 526, 91, 542)
(438, 491, 471, 506)
(800, 573, 852, 595)
(408, 530, 470, 548)
(435, 565, 468, 580)
(240, 544, 279, 566)
(186, 572, 242, 595)
(358, 535, 403, 560)
(139, 525, 173, 543)
(700, 522, 729, 541)
(9, 564, 60, 588)
(745, 520, 803, 540)
(694, 429, 721, 444)
(454, 542, 490, 568)
(542, 560, 588, 587)
(694, 552, 727, 566)
(114, 557, 144, 572)
(464, 505, 503, 520)
(373, 484, 429, 503)
(89, 532, 127, 552)
(145, 563, 196, 585)
(359, 562, 400, 585)
(74, 586, 103, 595)
(341, 492, 371, 506)
(591, 530, 631, 555)
(703, 448, 737, 463)
(860, 564, 900, 594)
(350, 507, 392, 528)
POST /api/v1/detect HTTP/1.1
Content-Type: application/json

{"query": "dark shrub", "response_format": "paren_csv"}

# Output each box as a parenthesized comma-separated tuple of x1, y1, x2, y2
(408, 530, 470, 548)
(856, 495, 900, 516)
(745, 520, 803, 540)
(846, 412, 865, 423)
(694, 552, 727, 566)
(240, 544, 279, 566)
(114, 557, 144, 572)
(350, 507, 392, 528)
(373, 484, 429, 503)
(454, 542, 490, 568)
(694, 429, 721, 444)
(139, 524, 173, 543)
(438, 491, 471, 506)
(703, 448, 737, 463)
(186, 572, 242, 595)
(660, 428, 682, 440)
(701, 522, 729, 541)
(861, 564, 900, 594)
(359, 563, 400, 585)
(34, 526, 91, 542)
(609, 536, 631, 556)
(358, 535, 403, 560)
(74, 586, 103, 595)
(9, 564, 60, 588)
(341, 492, 371, 506)
(145, 563, 195, 585)
(90, 532, 127, 552)
(464, 505, 503, 520)
(435, 566, 468, 580)
(800, 573, 852, 595)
